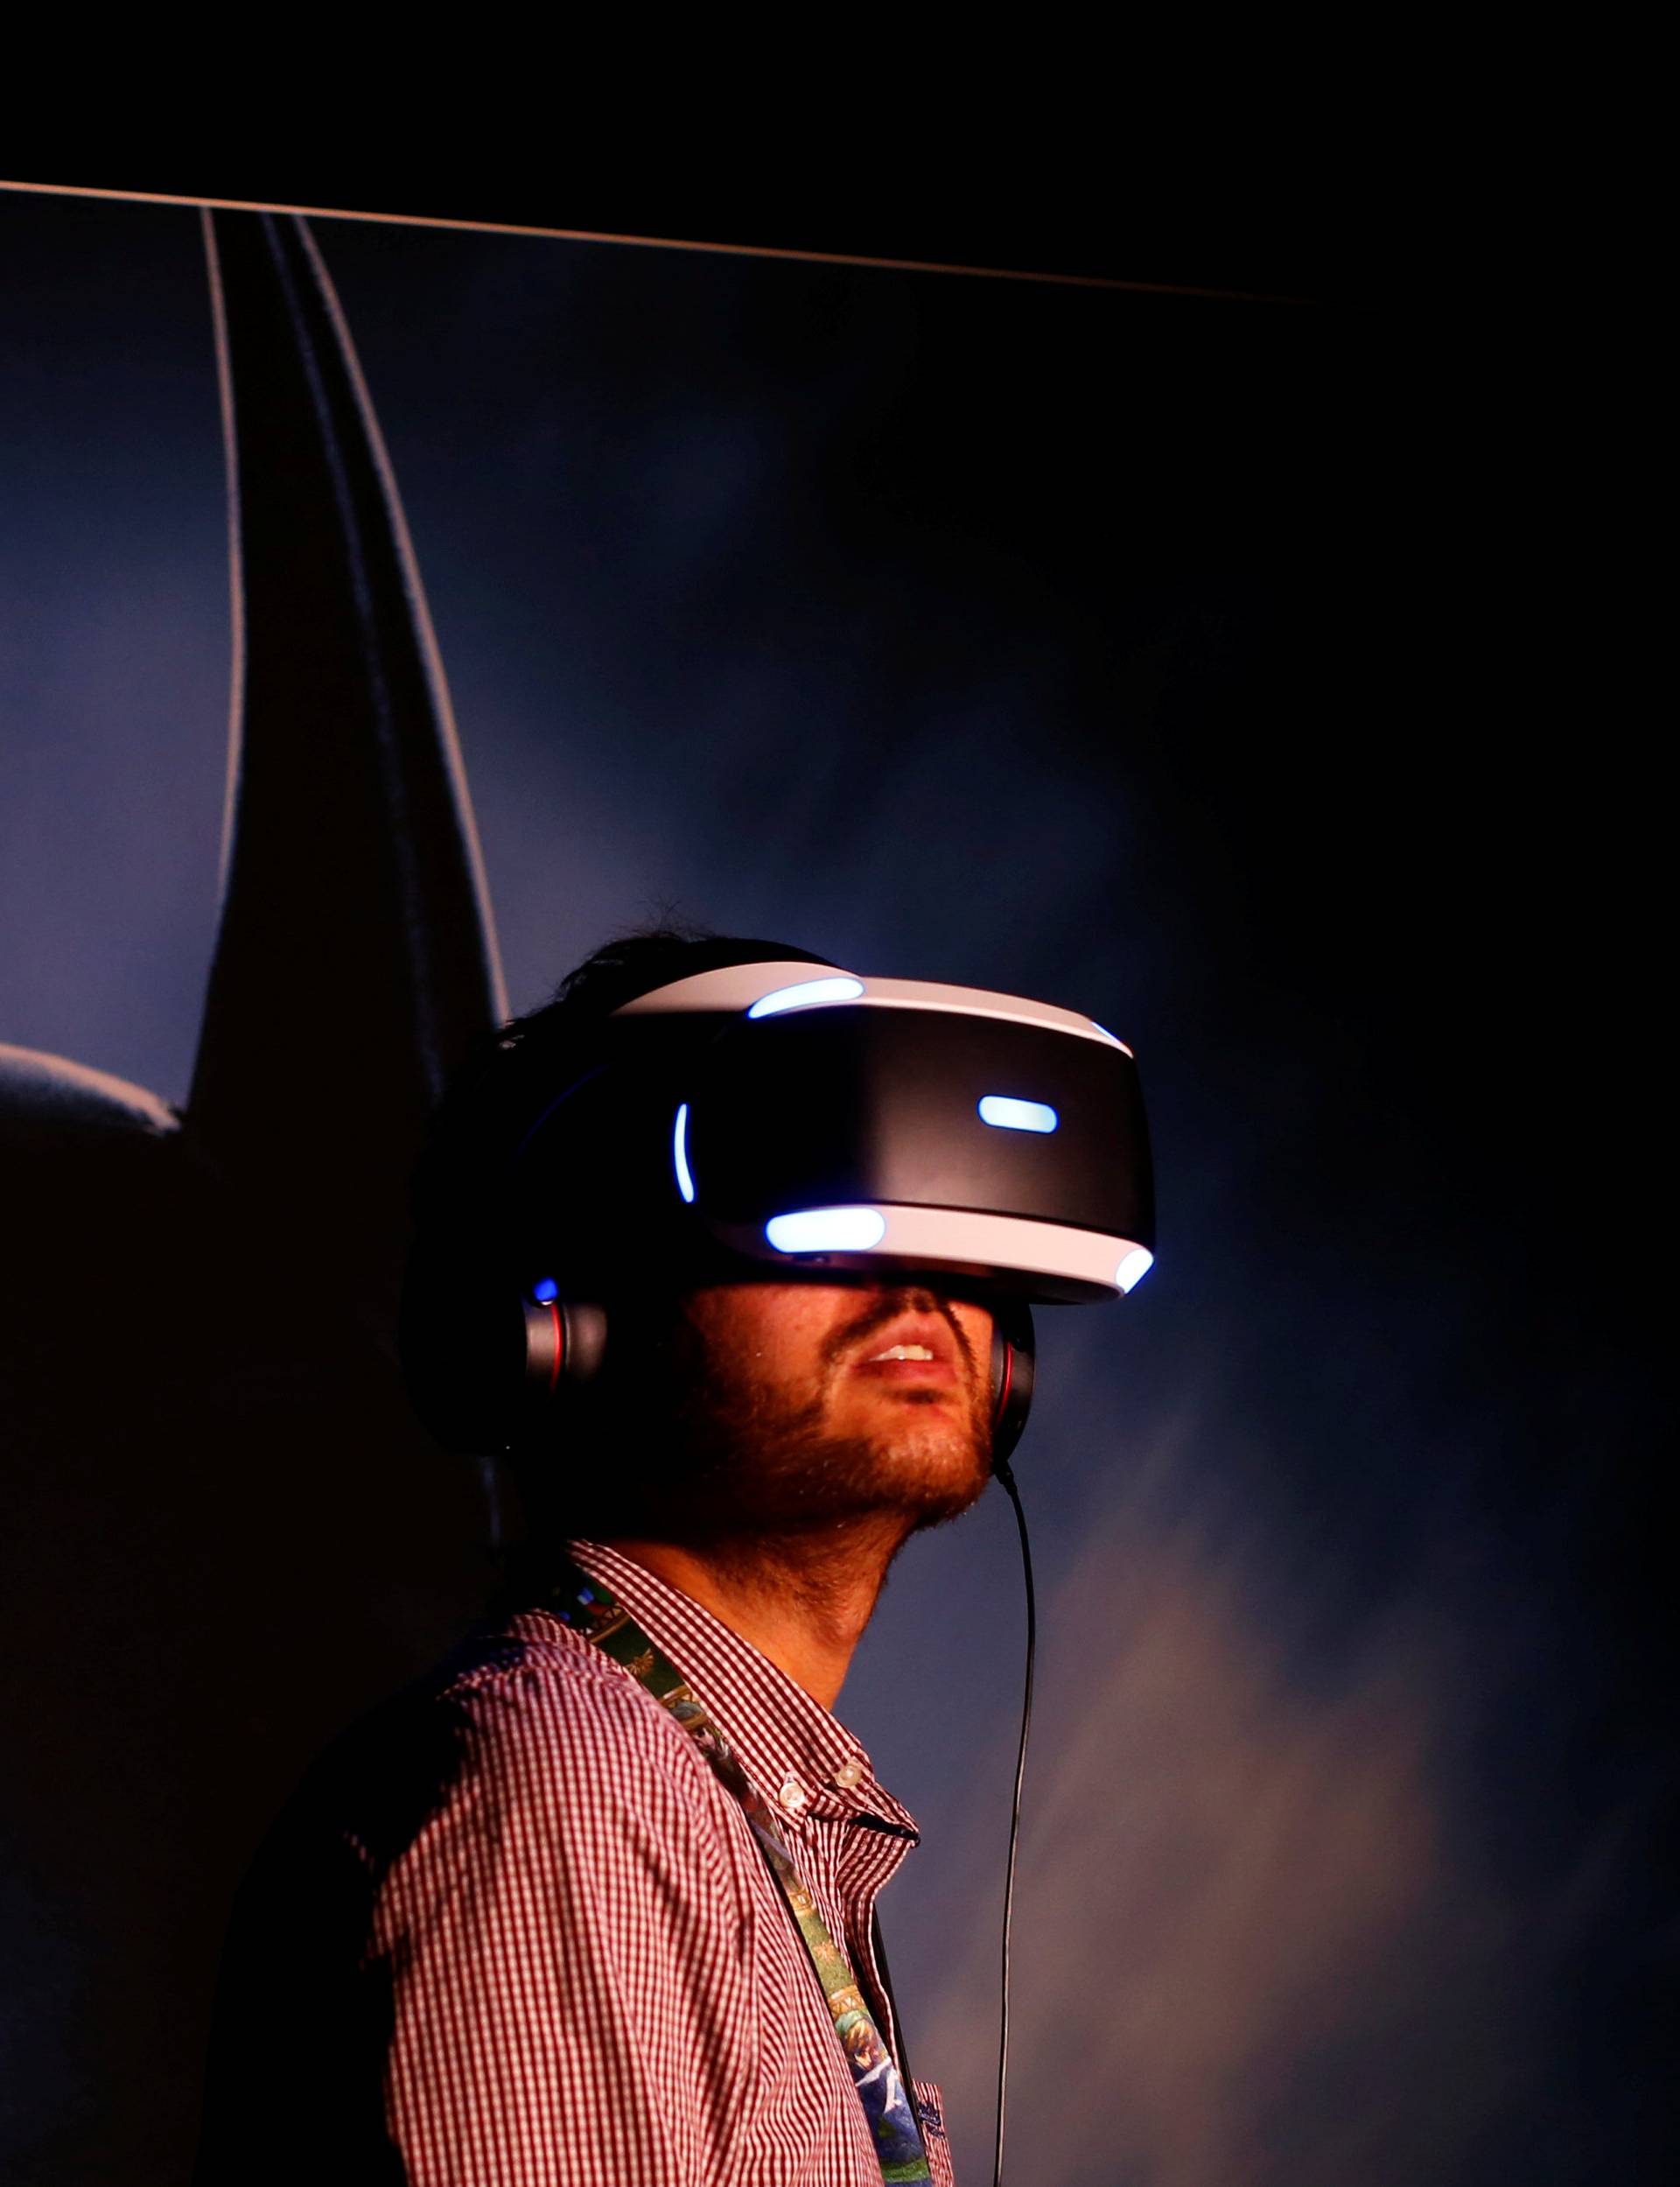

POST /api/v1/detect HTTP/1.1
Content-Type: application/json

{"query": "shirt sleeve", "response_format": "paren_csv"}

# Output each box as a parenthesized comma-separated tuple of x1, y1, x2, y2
(373, 1656, 760, 2187)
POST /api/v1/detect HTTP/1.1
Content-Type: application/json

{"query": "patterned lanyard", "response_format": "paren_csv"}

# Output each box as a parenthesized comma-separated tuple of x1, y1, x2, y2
(542, 1555, 932, 2186)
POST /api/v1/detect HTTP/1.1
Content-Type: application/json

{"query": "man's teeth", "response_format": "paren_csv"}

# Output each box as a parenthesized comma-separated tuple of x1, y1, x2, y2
(869, 1344, 935, 1361)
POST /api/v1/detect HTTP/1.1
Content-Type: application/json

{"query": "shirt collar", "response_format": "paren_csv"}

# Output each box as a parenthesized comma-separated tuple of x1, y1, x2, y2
(550, 1538, 920, 1839)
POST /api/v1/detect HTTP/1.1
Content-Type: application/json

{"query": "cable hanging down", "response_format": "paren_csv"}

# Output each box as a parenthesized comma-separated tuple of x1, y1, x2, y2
(990, 1455, 1038, 2187)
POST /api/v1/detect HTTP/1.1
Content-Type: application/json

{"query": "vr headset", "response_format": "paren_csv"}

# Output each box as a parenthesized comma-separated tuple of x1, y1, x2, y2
(403, 947, 1153, 1466)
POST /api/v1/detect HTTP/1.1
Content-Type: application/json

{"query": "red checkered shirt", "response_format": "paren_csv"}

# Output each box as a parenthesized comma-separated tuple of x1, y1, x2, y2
(197, 1539, 956, 2185)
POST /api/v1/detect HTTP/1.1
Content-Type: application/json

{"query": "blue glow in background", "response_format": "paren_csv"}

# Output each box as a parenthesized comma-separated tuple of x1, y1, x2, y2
(0, 191, 1665, 2184)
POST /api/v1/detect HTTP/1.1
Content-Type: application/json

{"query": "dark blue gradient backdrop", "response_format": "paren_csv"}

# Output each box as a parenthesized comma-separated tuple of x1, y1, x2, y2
(0, 188, 1666, 2185)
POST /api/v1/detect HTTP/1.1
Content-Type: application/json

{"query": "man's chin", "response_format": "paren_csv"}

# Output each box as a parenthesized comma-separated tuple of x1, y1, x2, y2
(689, 1417, 990, 1536)
(850, 1424, 994, 1530)
(646, 1366, 993, 1536)
(819, 1378, 990, 1499)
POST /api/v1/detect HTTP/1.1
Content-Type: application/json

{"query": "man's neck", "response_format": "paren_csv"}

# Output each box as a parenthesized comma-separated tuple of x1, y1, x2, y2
(598, 1518, 911, 1709)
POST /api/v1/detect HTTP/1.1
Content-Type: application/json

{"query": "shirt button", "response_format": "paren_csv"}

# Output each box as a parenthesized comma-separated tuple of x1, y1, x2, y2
(832, 1761, 864, 1790)
(778, 1776, 809, 1814)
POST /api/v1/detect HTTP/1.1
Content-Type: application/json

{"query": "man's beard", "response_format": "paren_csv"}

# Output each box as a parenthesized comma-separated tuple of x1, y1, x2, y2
(576, 1286, 994, 1543)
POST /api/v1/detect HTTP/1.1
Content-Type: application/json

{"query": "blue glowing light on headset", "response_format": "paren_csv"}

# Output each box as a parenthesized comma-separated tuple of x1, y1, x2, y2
(746, 976, 864, 1019)
(978, 1095, 1059, 1134)
(765, 1206, 888, 1254)
(532, 1277, 560, 1304)
(673, 1103, 696, 1203)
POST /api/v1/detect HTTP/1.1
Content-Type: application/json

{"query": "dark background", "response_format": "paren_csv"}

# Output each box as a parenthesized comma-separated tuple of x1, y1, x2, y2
(0, 179, 1667, 2183)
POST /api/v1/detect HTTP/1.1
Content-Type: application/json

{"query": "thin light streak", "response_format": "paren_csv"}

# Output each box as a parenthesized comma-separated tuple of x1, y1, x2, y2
(0, 179, 1306, 302)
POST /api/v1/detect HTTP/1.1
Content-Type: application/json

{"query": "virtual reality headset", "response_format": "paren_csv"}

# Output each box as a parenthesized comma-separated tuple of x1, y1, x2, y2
(517, 956, 1154, 1308)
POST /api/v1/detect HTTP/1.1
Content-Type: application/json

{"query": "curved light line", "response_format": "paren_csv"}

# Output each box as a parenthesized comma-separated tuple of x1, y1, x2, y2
(746, 976, 864, 1019)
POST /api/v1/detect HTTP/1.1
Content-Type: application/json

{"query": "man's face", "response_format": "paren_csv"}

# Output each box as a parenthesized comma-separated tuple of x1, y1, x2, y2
(629, 1278, 996, 1538)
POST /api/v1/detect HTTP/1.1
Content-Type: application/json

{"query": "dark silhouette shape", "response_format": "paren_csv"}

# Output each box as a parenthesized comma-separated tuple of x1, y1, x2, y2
(0, 211, 502, 2184)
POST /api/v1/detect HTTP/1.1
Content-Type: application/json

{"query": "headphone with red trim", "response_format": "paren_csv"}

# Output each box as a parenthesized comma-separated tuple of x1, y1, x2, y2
(499, 1289, 1035, 1465)
(410, 1263, 1036, 1473)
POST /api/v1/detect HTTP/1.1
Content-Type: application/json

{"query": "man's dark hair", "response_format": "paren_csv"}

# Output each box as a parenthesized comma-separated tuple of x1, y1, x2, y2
(412, 924, 831, 1240)
(407, 923, 832, 1546)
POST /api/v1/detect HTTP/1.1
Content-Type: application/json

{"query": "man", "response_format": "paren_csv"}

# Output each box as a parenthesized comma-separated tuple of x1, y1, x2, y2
(198, 933, 985, 2184)
(197, 929, 1149, 2183)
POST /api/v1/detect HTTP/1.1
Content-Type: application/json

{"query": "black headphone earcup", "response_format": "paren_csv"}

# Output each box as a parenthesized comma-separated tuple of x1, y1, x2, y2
(521, 1297, 608, 1406)
(989, 1302, 1037, 1469)
(402, 1234, 609, 1454)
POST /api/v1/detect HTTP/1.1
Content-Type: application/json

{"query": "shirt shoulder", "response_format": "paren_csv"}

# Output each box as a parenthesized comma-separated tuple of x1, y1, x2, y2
(326, 1612, 742, 1885)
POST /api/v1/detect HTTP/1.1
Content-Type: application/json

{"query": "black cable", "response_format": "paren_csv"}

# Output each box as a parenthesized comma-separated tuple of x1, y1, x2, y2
(990, 1455, 1037, 2187)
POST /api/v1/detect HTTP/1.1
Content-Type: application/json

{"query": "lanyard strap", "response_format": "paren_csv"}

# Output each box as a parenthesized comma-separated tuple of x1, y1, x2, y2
(542, 1556, 932, 2185)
